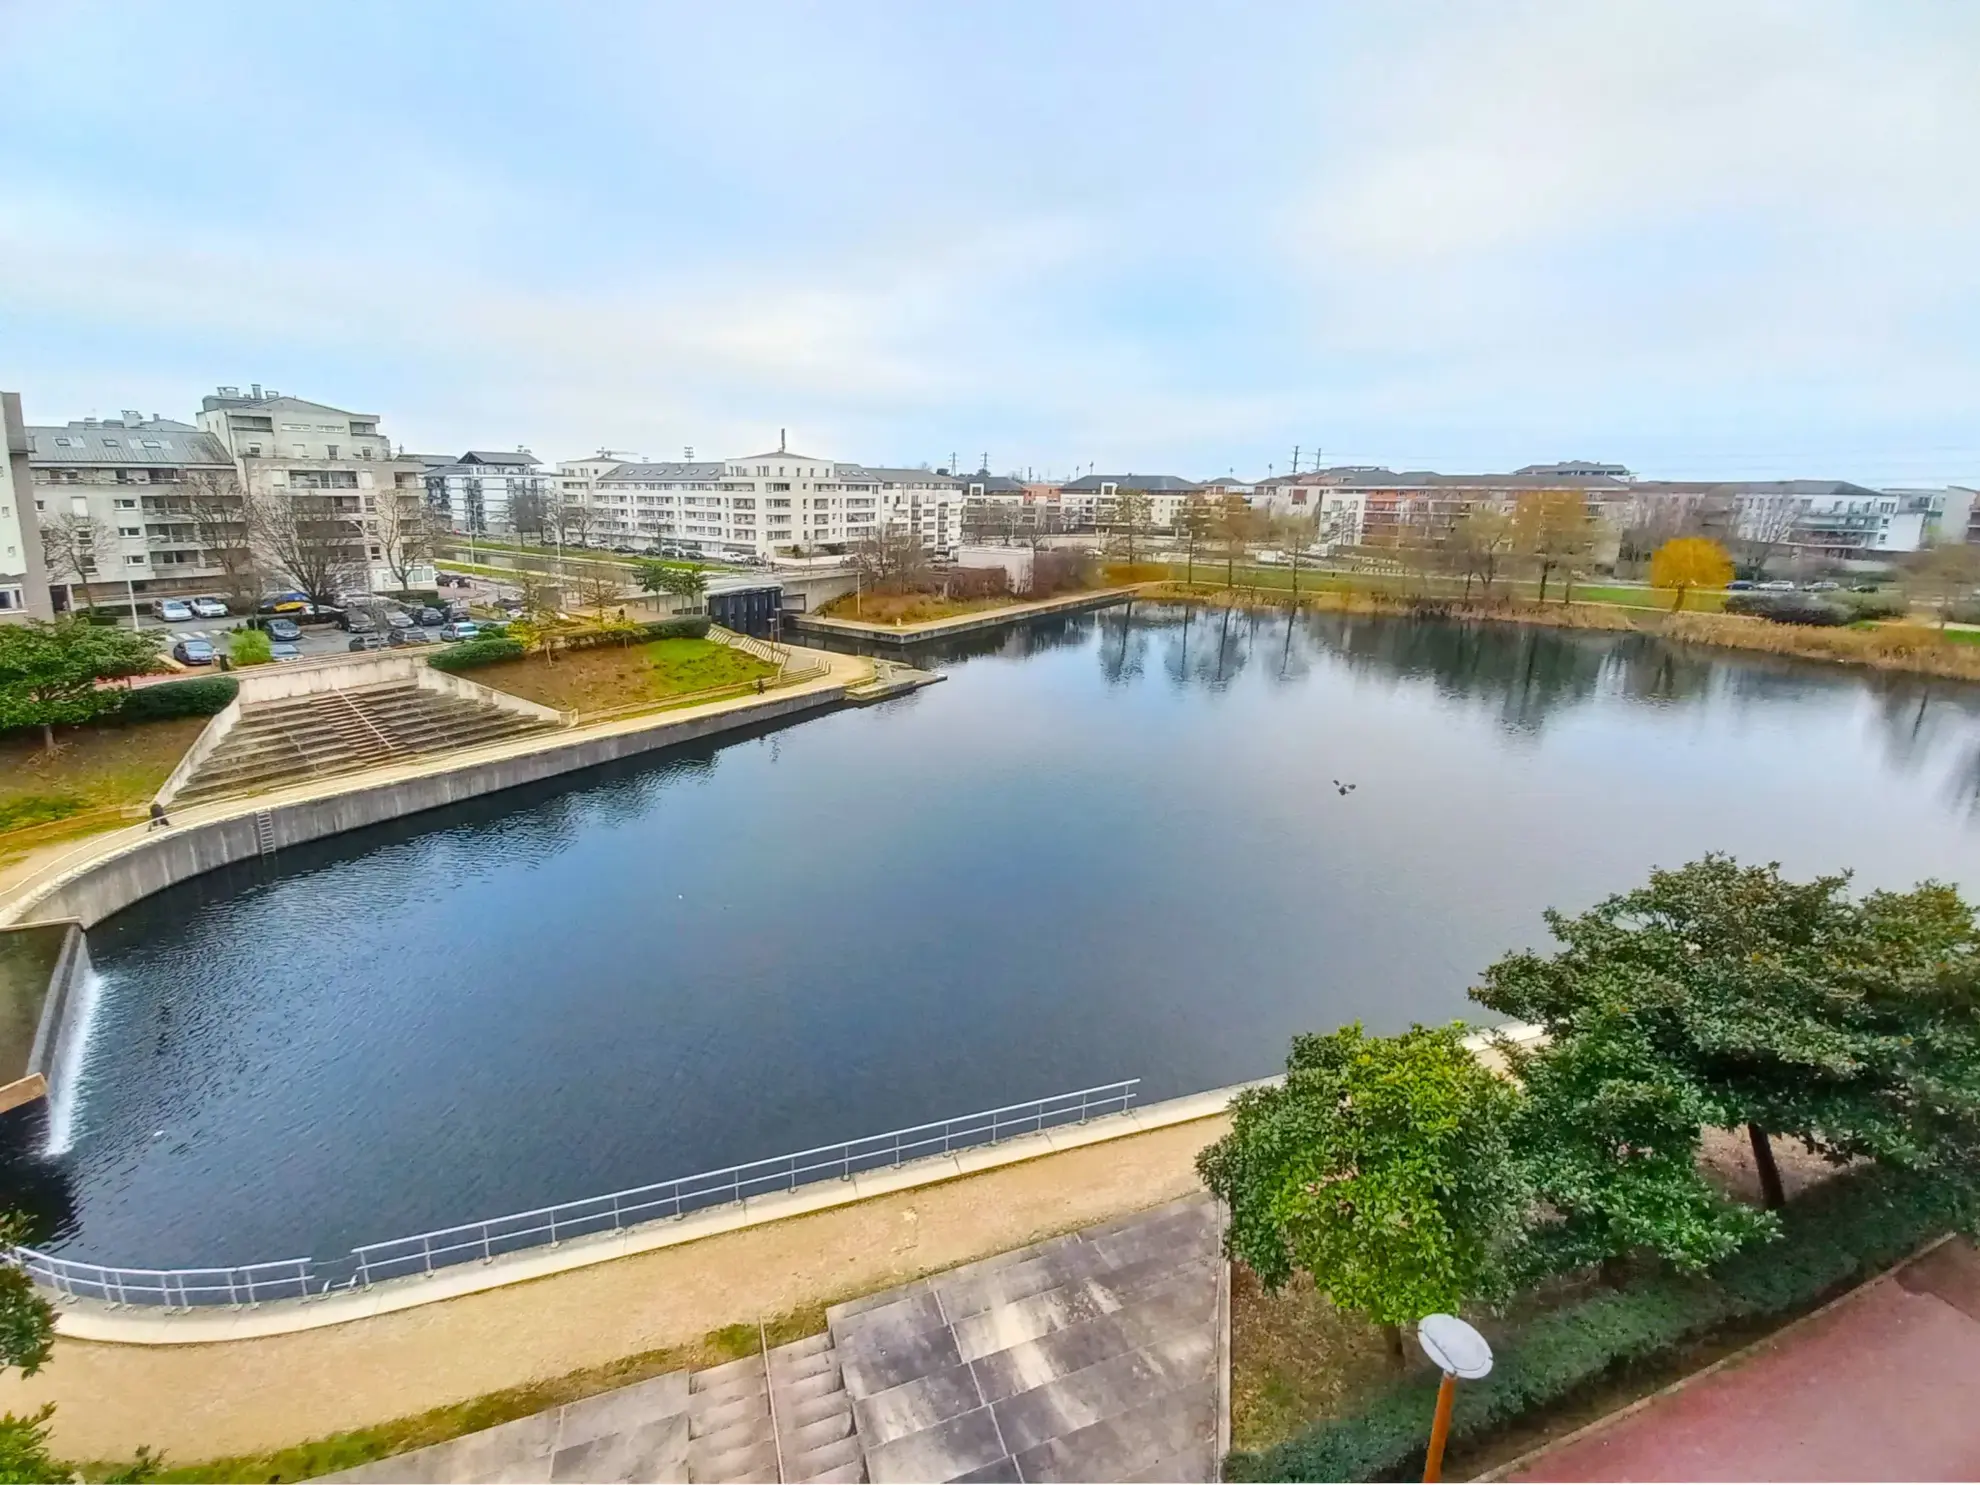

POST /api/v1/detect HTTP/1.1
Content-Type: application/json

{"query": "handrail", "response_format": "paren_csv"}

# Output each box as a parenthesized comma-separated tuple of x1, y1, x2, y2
(9, 1079, 1139, 1306)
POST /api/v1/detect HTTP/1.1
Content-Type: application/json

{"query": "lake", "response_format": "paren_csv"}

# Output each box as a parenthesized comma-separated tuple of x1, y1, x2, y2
(14, 603, 1980, 1270)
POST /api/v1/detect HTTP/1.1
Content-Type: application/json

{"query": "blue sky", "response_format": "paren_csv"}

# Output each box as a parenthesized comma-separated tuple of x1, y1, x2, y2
(2, 0, 1976, 482)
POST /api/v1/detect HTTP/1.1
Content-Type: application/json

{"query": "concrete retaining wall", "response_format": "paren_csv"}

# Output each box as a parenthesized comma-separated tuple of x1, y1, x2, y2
(152, 695, 243, 809)
(0, 921, 89, 1112)
(11, 684, 848, 932)
(414, 665, 568, 725)
(790, 588, 1131, 646)
(233, 653, 418, 702)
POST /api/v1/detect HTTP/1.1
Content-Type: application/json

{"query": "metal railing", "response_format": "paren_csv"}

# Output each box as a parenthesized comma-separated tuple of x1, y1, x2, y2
(347, 1079, 1139, 1288)
(11, 1249, 317, 1309)
(9, 1079, 1138, 1305)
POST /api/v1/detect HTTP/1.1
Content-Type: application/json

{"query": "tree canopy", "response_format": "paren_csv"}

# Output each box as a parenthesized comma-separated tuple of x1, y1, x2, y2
(1473, 855, 1980, 1213)
(0, 618, 160, 746)
(1649, 537, 1734, 610)
(1197, 1022, 1525, 1341)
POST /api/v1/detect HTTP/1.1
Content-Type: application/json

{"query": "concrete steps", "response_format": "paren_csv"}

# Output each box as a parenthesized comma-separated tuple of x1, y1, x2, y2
(688, 1353, 779, 1484)
(770, 1332, 866, 1483)
(175, 682, 555, 804)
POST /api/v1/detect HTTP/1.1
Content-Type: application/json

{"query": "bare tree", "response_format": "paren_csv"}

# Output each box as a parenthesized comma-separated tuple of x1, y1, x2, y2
(570, 560, 626, 616)
(375, 490, 435, 594)
(1734, 492, 1804, 577)
(853, 526, 928, 592)
(509, 483, 551, 543)
(1511, 489, 1593, 602)
(1174, 495, 1215, 585)
(560, 497, 593, 549)
(260, 491, 367, 609)
(180, 470, 260, 609)
(1105, 488, 1154, 564)
(1447, 507, 1515, 599)
(40, 512, 117, 610)
(1214, 493, 1256, 588)
(1904, 543, 1980, 629)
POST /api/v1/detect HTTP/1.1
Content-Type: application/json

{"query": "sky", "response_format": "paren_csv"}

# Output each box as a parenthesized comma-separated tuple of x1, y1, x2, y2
(1, 0, 1976, 483)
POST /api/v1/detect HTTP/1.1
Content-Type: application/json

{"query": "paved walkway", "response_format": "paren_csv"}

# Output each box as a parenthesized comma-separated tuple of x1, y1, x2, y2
(1514, 1239, 1980, 1482)
(314, 1196, 1225, 1483)
(0, 1119, 1220, 1464)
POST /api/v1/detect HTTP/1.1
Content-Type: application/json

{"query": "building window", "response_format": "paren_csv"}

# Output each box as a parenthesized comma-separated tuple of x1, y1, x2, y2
(126, 554, 146, 566)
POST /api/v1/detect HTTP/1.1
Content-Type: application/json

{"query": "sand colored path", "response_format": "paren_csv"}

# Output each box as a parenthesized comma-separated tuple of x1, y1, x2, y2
(0, 1117, 1223, 1464)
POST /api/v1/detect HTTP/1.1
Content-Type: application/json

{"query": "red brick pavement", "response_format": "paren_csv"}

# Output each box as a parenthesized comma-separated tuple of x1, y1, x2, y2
(1514, 1240, 1980, 1482)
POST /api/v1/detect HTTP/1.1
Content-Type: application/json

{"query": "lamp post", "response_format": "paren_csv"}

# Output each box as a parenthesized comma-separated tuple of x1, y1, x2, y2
(1417, 1313, 1493, 1484)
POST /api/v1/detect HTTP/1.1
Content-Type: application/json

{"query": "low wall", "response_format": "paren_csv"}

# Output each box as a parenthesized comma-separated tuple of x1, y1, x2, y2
(232, 653, 418, 702)
(0, 920, 88, 1112)
(790, 587, 1132, 645)
(414, 666, 567, 725)
(151, 695, 242, 809)
(8, 683, 848, 932)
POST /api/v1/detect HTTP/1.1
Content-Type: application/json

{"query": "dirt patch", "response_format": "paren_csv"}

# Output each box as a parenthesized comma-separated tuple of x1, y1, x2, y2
(1228, 1267, 1398, 1453)
(468, 637, 775, 713)
(0, 717, 207, 856)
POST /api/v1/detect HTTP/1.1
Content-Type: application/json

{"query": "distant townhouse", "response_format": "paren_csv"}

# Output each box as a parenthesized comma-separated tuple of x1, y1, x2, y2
(1255, 466, 1636, 552)
(422, 449, 549, 534)
(1058, 473, 1202, 530)
(24, 408, 238, 607)
(1, 393, 53, 620)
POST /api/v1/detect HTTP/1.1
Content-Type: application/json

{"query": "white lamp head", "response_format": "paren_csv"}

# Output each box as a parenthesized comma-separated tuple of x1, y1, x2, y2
(1417, 1314, 1494, 1380)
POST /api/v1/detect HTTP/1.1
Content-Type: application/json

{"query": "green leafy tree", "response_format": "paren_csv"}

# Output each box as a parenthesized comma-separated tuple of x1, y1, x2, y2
(1197, 1023, 1526, 1359)
(1474, 855, 1980, 1212)
(658, 564, 708, 608)
(1505, 1017, 1778, 1280)
(228, 628, 273, 667)
(0, 618, 161, 749)
(636, 559, 673, 595)
(0, 1210, 59, 1481)
(1106, 488, 1154, 563)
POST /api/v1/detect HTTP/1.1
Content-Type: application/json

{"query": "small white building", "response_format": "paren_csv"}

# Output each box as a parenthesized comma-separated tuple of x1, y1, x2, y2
(423, 449, 550, 535)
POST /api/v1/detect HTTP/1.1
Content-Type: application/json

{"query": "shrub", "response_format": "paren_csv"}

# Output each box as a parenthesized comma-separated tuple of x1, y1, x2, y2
(384, 589, 442, 608)
(228, 629, 273, 666)
(428, 637, 526, 672)
(1103, 561, 1168, 584)
(1227, 1165, 1971, 1482)
(1722, 593, 1849, 626)
(1031, 549, 1097, 598)
(117, 675, 238, 721)
(1835, 592, 1909, 621)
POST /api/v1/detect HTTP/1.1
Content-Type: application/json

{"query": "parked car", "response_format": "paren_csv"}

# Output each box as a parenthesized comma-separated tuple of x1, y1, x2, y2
(1757, 580, 1797, 591)
(437, 571, 470, 588)
(339, 610, 377, 633)
(190, 596, 230, 619)
(1850, 582, 1883, 593)
(172, 637, 216, 665)
(1726, 579, 1755, 591)
(416, 606, 446, 626)
(386, 609, 415, 629)
(439, 620, 481, 641)
(157, 599, 194, 622)
(257, 592, 312, 614)
(262, 616, 303, 642)
(347, 633, 389, 651)
(1805, 580, 1840, 592)
(388, 627, 433, 647)
(269, 641, 302, 662)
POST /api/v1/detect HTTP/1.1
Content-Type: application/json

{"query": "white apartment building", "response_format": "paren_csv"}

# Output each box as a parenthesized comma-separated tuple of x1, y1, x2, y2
(197, 385, 428, 595)
(1, 393, 52, 620)
(25, 410, 240, 606)
(556, 453, 641, 540)
(869, 468, 967, 553)
(581, 445, 882, 558)
(422, 449, 548, 534)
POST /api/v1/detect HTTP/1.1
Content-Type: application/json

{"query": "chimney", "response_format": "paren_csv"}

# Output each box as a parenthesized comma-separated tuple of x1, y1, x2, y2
(251, 383, 261, 399)
(779, 428, 786, 453)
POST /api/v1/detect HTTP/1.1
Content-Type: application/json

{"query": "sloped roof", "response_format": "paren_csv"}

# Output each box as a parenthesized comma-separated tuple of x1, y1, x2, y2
(461, 450, 538, 467)
(865, 467, 964, 488)
(599, 462, 727, 482)
(27, 422, 233, 467)
(1059, 473, 1201, 493)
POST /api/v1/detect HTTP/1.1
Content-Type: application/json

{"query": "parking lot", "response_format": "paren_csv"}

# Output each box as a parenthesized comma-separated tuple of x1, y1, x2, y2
(135, 576, 520, 670)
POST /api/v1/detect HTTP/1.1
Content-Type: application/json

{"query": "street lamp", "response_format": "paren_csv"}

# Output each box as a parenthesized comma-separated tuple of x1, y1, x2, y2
(1417, 1313, 1493, 1484)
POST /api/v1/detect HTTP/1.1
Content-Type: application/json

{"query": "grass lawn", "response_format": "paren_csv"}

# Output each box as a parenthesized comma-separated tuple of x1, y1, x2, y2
(1934, 626, 1980, 646)
(469, 637, 776, 714)
(817, 590, 1021, 624)
(0, 716, 208, 855)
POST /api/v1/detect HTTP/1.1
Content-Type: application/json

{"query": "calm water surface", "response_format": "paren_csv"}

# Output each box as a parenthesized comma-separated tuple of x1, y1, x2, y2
(16, 605, 1980, 1267)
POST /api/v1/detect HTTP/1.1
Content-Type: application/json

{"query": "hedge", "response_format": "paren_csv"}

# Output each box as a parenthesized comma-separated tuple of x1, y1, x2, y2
(118, 675, 239, 721)
(427, 637, 525, 672)
(1723, 593, 1849, 626)
(1227, 1165, 1973, 1482)
(561, 616, 711, 652)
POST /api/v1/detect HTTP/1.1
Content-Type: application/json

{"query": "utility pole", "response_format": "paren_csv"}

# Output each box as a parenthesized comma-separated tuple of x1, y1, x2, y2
(1291, 444, 1301, 476)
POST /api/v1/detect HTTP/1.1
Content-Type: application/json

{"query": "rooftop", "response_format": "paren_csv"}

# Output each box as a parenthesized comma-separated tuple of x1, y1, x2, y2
(27, 420, 233, 467)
